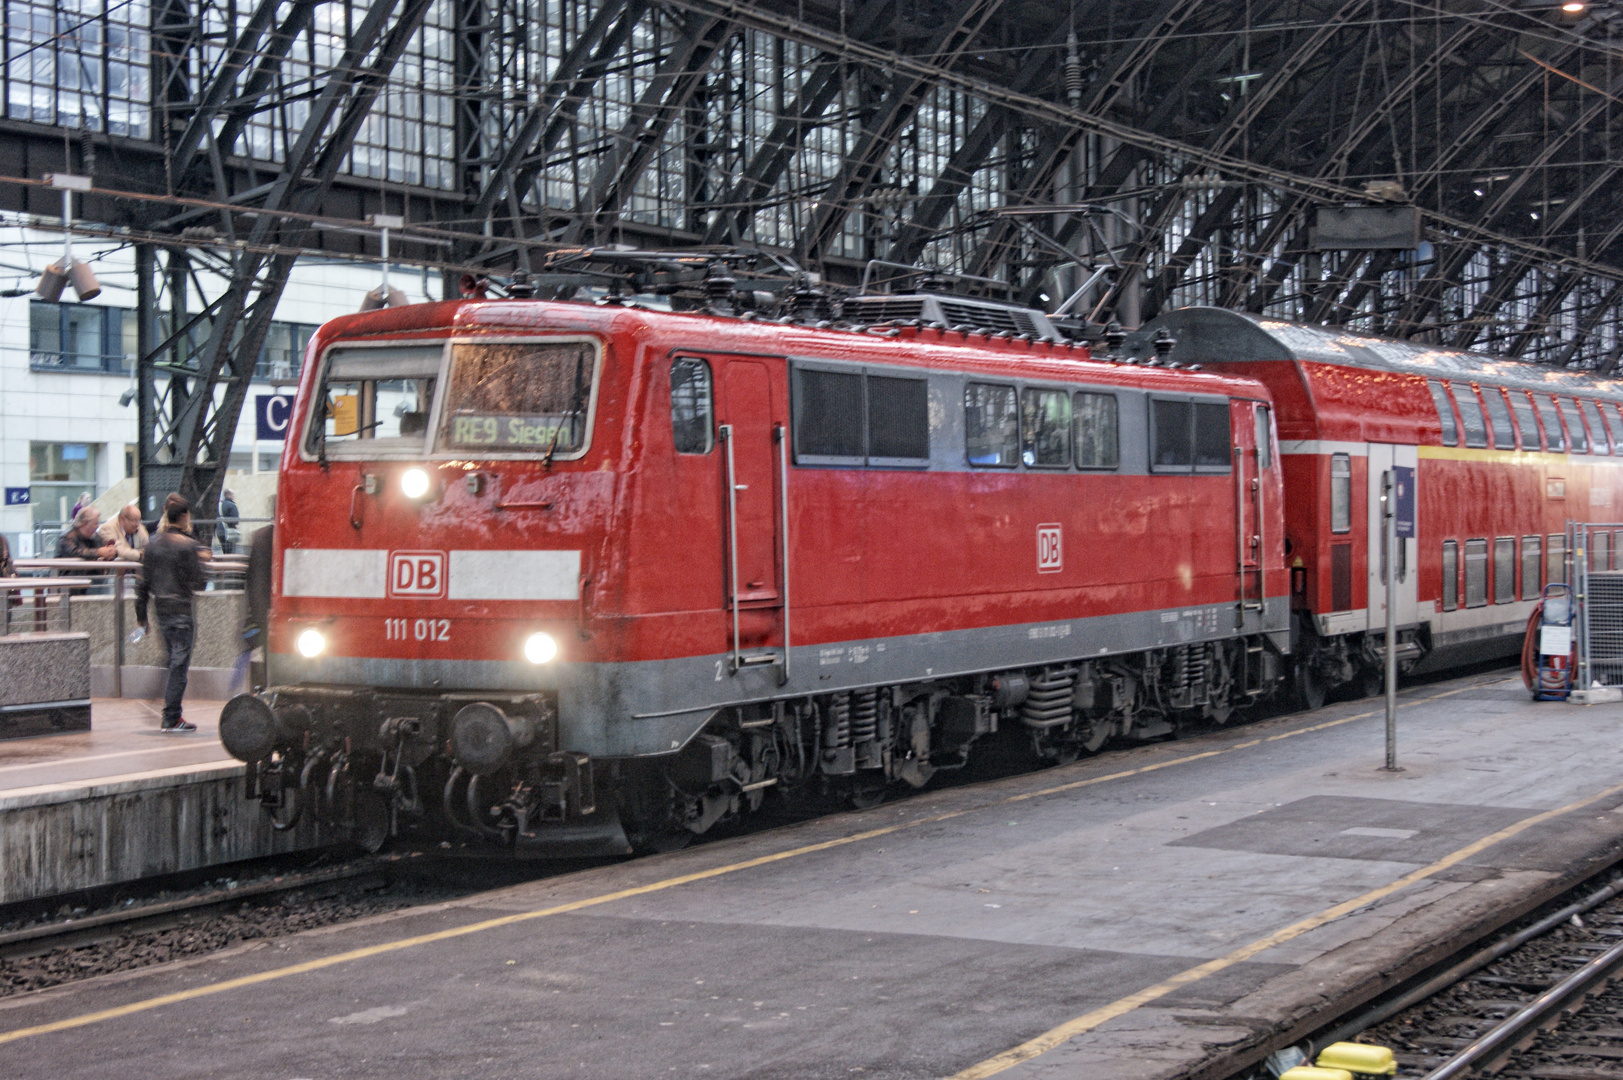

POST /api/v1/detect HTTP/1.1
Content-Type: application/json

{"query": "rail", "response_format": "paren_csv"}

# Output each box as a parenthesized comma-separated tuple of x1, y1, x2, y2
(10, 557, 249, 698)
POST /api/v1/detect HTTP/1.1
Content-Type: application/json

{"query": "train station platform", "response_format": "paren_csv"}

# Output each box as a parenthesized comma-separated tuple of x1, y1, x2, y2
(4, 671, 1623, 1079)
(0, 700, 327, 906)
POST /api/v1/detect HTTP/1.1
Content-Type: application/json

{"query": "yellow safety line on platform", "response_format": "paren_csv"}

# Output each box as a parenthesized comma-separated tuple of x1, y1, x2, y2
(0, 683, 1479, 1046)
(949, 775, 1623, 1080)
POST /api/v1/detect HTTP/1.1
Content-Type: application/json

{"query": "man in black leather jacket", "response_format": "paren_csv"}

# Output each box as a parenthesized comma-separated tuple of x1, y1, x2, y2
(136, 495, 209, 733)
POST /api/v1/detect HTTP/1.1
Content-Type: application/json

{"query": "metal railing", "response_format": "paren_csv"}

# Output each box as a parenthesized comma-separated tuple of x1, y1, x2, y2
(0, 577, 93, 636)
(11, 557, 249, 698)
(1570, 522, 1623, 689)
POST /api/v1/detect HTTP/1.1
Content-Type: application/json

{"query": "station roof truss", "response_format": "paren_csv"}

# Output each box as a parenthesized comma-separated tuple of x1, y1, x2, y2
(4, 0, 1623, 508)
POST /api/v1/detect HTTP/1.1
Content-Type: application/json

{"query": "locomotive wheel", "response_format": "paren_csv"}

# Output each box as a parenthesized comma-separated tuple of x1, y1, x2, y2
(352, 789, 390, 854)
(1080, 721, 1111, 753)
(1294, 665, 1327, 712)
(849, 777, 888, 809)
(1358, 667, 1385, 699)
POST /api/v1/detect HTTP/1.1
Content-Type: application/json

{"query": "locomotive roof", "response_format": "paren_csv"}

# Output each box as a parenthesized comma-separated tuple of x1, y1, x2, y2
(1123, 306, 1623, 404)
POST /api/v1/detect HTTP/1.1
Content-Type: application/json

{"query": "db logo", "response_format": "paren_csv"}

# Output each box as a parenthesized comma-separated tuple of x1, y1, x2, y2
(1036, 524, 1063, 574)
(388, 550, 447, 598)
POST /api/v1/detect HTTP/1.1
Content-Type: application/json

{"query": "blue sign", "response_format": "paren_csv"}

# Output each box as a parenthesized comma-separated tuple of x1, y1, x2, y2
(3, 487, 28, 506)
(255, 393, 295, 441)
(1393, 465, 1415, 538)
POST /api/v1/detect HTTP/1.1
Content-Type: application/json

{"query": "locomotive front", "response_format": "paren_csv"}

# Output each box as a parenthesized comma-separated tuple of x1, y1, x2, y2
(220, 303, 632, 854)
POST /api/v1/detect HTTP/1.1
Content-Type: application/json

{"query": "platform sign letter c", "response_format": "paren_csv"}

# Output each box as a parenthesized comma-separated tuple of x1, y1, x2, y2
(1037, 524, 1063, 574)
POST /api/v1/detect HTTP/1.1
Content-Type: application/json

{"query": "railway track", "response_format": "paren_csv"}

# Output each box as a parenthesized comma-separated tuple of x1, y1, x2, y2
(1239, 870, 1623, 1080)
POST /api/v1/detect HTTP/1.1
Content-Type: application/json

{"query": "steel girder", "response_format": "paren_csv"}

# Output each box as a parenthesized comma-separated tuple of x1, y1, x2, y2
(138, 0, 436, 516)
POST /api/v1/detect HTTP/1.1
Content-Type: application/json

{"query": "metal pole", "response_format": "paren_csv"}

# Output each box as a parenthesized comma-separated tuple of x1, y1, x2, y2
(1384, 469, 1398, 771)
(113, 565, 125, 698)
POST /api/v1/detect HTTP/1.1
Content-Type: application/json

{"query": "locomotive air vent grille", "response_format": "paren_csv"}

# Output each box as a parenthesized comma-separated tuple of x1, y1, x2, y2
(936, 300, 1038, 336)
(842, 296, 928, 322)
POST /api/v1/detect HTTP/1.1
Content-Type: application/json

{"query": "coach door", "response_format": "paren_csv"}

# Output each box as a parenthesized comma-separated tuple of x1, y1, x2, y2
(1367, 443, 1419, 632)
(1232, 400, 1266, 620)
(716, 358, 786, 673)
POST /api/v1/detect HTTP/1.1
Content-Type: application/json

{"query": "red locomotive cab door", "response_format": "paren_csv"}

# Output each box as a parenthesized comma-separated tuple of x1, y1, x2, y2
(1232, 400, 1266, 618)
(717, 360, 782, 607)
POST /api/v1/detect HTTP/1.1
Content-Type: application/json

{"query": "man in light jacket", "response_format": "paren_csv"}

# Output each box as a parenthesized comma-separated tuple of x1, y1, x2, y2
(96, 503, 149, 562)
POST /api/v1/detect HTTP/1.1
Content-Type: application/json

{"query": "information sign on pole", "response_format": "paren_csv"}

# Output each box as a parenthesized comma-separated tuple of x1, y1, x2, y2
(3, 487, 29, 506)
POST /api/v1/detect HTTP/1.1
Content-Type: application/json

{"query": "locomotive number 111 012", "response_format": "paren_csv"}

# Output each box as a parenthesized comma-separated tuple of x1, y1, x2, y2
(385, 617, 452, 642)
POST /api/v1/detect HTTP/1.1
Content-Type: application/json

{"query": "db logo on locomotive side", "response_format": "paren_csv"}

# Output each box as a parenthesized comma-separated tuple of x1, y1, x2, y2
(1036, 524, 1063, 574)
(388, 550, 448, 598)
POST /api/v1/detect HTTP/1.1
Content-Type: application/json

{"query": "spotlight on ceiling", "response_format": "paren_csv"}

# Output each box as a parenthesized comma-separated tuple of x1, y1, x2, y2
(360, 284, 410, 311)
(1562, 2, 1586, 11)
(34, 261, 67, 302)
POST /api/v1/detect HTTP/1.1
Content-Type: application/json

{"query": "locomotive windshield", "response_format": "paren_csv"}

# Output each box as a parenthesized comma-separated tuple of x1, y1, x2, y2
(305, 344, 443, 459)
(439, 340, 597, 457)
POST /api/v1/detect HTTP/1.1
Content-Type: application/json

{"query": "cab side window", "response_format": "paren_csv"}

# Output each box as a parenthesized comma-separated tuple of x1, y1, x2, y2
(669, 358, 714, 454)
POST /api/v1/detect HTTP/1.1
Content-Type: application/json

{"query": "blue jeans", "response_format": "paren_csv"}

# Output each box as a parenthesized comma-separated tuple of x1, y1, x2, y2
(157, 608, 195, 726)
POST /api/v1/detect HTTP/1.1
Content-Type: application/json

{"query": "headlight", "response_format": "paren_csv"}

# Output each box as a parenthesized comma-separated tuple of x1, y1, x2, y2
(524, 632, 558, 664)
(400, 467, 431, 499)
(296, 628, 327, 658)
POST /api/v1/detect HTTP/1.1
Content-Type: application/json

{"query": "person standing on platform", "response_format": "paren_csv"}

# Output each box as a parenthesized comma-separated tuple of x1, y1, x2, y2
(56, 507, 116, 561)
(0, 532, 14, 578)
(96, 503, 149, 562)
(216, 489, 240, 555)
(136, 494, 209, 733)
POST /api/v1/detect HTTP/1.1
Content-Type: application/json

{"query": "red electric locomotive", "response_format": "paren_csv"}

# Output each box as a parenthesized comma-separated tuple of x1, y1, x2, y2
(221, 287, 1292, 854)
(1128, 306, 1623, 705)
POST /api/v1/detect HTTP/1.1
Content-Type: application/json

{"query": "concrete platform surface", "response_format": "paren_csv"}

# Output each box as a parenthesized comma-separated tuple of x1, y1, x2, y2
(0, 698, 232, 792)
(0, 700, 327, 905)
(4, 672, 1623, 1080)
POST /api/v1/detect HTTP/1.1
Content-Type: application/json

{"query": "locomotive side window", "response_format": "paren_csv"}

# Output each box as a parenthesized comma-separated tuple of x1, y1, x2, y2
(305, 344, 444, 459)
(1510, 392, 1542, 450)
(1074, 392, 1119, 469)
(1152, 400, 1193, 468)
(440, 340, 597, 456)
(1020, 389, 1071, 467)
(1255, 405, 1273, 469)
(1194, 403, 1231, 469)
(1559, 398, 1590, 452)
(1330, 453, 1351, 534)
(1441, 540, 1458, 611)
(1150, 397, 1231, 473)
(1427, 381, 1458, 446)
(867, 375, 929, 464)
(1493, 538, 1516, 604)
(669, 359, 714, 454)
(1478, 387, 1516, 450)
(1522, 536, 1541, 600)
(1448, 384, 1488, 449)
(1581, 401, 1612, 454)
(1549, 534, 1567, 584)
(1464, 539, 1488, 608)
(1535, 396, 1566, 452)
(792, 367, 865, 463)
(965, 383, 1019, 467)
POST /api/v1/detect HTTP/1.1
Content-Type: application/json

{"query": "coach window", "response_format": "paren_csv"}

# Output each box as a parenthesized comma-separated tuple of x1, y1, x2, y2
(1479, 387, 1516, 450)
(1548, 534, 1567, 585)
(669, 359, 713, 454)
(1255, 405, 1273, 468)
(1021, 389, 1071, 467)
(1603, 404, 1623, 452)
(1442, 540, 1458, 612)
(1330, 453, 1351, 534)
(792, 366, 865, 464)
(1510, 391, 1542, 450)
(1448, 383, 1488, 449)
(1494, 538, 1516, 604)
(1582, 401, 1613, 454)
(1559, 398, 1590, 453)
(1074, 392, 1119, 469)
(1534, 396, 1565, 452)
(1464, 539, 1488, 608)
(965, 383, 1019, 467)
(1427, 380, 1458, 446)
(1522, 536, 1542, 600)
